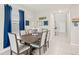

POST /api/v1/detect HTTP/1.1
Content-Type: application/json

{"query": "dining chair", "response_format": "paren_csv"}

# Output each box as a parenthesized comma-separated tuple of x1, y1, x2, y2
(8, 33, 30, 55)
(29, 29, 33, 34)
(16, 34, 23, 45)
(20, 30, 26, 36)
(19, 30, 26, 44)
(30, 31, 47, 55)
(45, 30, 50, 49)
(32, 29, 38, 35)
(37, 28, 42, 33)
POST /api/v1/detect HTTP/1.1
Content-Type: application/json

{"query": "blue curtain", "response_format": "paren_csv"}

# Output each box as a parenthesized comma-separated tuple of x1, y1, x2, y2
(19, 10, 25, 30)
(4, 4, 12, 48)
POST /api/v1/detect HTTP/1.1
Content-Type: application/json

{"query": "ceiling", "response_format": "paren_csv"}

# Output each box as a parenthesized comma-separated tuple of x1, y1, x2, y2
(24, 4, 73, 13)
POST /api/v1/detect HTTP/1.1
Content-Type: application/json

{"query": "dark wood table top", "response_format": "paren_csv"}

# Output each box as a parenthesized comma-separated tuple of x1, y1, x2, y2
(20, 33, 42, 44)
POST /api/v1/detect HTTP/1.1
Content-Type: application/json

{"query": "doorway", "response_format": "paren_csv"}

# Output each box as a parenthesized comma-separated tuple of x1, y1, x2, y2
(54, 13, 67, 35)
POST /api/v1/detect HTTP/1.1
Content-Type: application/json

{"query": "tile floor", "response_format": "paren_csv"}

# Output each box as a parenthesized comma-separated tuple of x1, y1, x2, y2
(45, 33, 79, 55)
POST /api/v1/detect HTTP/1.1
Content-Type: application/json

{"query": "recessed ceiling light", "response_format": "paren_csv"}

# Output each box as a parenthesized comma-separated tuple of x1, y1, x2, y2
(58, 10, 63, 13)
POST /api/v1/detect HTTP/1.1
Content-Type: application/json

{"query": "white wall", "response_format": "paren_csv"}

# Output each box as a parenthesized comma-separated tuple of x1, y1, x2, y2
(70, 5, 79, 45)
(0, 5, 4, 51)
(11, 5, 20, 36)
(25, 9, 34, 30)
(70, 5, 79, 18)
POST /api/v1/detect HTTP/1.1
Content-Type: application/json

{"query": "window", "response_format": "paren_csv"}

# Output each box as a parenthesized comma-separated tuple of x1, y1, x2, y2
(74, 22, 78, 27)
(26, 20, 29, 26)
(44, 21, 48, 26)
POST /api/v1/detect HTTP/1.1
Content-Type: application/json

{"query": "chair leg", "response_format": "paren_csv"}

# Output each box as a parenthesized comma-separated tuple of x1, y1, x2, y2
(27, 49, 30, 55)
(25, 51, 28, 55)
(48, 41, 49, 48)
(25, 50, 29, 55)
(30, 46, 32, 55)
(45, 44, 47, 51)
(10, 50, 12, 55)
(17, 53, 19, 55)
(39, 48, 41, 55)
(43, 45, 46, 53)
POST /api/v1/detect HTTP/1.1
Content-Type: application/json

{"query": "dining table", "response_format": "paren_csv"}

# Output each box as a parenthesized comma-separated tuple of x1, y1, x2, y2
(19, 33, 42, 44)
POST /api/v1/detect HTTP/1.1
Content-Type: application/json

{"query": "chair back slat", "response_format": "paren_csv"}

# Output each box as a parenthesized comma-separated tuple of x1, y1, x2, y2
(46, 30, 50, 42)
(40, 31, 47, 46)
(8, 33, 18, 53)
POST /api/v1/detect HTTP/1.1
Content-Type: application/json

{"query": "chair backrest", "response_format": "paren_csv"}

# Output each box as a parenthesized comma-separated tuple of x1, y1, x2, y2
(8, 33, 18, 53)
(37, 28, 42, 33)
(32, 29, 38, 35)
(28, 29, 32, 34)
(46, 30, 50, 42)
(20, 30, 26, 36)
(40, 31, 47, 46)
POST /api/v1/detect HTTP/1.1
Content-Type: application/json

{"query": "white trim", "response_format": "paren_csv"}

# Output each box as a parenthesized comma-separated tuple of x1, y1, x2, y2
(71, 42, 79, 46)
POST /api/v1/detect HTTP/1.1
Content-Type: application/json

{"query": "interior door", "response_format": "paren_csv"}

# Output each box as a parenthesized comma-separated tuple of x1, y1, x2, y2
(54, 13, 67, 34)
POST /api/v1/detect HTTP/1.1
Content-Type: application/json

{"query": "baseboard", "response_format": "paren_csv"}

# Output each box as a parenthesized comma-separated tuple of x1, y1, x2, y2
(0, 47, 10, 55)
